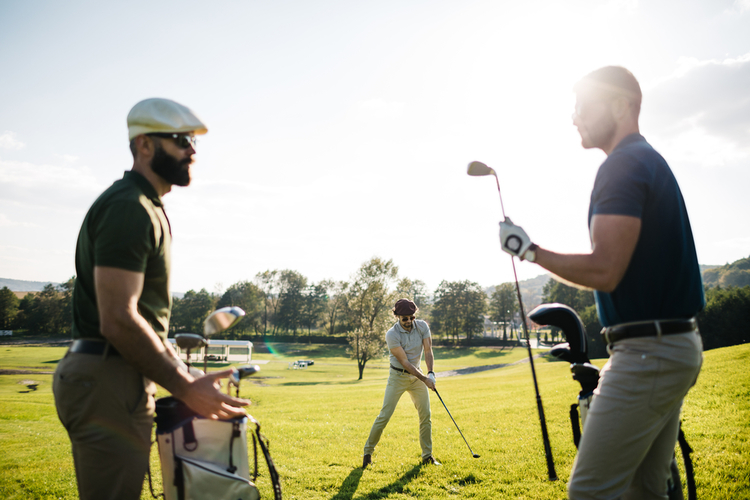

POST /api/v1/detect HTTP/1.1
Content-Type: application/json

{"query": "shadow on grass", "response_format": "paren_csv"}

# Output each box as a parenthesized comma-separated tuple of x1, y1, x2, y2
(331, 467, 363, 500)
(431, 346, 519, 360)
(279, 380, 365, 387)
(333, 463, 423, 500)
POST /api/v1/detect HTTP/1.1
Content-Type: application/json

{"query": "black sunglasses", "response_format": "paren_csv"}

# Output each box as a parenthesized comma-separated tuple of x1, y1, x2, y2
(147, 133, 197, 149)
(400, 315, 416, 321)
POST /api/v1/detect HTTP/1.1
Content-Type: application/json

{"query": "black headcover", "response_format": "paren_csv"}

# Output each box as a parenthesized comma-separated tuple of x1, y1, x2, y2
(529, 303, 600, 396)
(528, 303, 589, 364)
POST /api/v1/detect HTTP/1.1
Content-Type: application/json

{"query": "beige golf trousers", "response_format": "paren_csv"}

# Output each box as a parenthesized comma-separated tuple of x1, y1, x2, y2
(53, 351, 156, 500)
(364, 368, 432, 459)
(568, 330, 703, 500)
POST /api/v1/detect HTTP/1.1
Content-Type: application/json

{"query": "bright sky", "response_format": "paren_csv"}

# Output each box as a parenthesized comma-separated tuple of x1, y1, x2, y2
(1, 0, 749, 295)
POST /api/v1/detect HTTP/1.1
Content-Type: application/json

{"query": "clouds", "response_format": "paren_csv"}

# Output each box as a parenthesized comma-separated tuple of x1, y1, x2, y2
(0, 156, 103, 211)
(732, 0, 750, 13)
(646, 53, 750, 152)
(0, 131, 25, 150)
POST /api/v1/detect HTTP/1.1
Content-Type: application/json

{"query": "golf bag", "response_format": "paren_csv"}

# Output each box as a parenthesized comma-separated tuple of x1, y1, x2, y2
(529, 304, 696, 500)
(154, 396, 282, 500)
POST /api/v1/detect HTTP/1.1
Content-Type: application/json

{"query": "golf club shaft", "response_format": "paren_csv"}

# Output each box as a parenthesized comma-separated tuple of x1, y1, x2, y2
(511, 256, 558, 481)
(435, 389, 477, 457)
(494, 175, 507, 219)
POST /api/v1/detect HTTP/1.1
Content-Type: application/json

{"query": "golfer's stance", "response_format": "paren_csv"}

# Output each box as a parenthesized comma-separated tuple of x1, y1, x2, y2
(363, 298, 440, 468)
(499, 66, 704, 500)
(53, 98, 248, 500)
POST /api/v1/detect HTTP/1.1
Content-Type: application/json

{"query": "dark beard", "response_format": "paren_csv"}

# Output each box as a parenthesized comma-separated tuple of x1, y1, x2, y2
(151, 144, 191, 186)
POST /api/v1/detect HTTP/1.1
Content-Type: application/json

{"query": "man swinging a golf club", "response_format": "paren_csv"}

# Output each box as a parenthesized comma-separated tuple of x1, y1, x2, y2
(53, 98, 249, 500)
(498, 66, 704, 499)
(362, 298, 440, 468)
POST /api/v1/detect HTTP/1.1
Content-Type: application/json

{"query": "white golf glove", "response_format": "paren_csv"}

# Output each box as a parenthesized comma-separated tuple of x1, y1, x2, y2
(499, 217, 534, 261)
(428, 372, 436, 384)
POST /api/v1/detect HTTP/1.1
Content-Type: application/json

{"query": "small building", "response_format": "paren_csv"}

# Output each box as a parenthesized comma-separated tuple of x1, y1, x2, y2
(168, 339, 253, 364)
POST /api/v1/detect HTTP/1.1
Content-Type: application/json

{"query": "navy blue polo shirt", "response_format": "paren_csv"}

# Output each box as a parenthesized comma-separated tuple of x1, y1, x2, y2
(588, 134, 705, 326)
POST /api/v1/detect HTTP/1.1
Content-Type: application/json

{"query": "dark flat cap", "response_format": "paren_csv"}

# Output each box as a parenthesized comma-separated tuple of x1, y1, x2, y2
(393, 298, 418, 316)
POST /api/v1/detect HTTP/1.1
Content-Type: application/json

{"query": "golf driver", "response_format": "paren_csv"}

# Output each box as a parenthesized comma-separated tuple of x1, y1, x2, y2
(228, 364, 261, 397)
(435, 389, 480, 458)
(202, 306, 246, 373)
(467, 160, 558, 481)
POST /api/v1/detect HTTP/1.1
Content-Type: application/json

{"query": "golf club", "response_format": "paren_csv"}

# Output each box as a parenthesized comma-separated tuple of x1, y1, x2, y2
(202, 306, 247, 373)
(228, 364, 261, 397)
(466, 160, 558, 481)
(434, 389, 480, 459)
(174, 333, 207, 370)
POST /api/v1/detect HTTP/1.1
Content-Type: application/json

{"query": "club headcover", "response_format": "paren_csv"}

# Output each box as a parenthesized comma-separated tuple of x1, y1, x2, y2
(529, 303, 590, 365)
(571, 362, 600, 397)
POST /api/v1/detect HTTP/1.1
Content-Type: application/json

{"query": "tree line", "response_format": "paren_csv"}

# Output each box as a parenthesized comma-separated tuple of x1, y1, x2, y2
(538, 278, 750, 358)
(1, 256, 747, 368)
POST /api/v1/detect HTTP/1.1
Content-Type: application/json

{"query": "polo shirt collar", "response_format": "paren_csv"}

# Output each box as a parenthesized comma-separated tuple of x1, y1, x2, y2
(123, 170, 163, 207)
(611, 133, 644, 154)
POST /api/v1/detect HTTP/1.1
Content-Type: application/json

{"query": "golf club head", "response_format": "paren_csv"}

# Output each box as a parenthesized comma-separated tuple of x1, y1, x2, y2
(203, 306, 246, 337)
(228, 364, 261, 386)
(174, 333, 207, 351)
(473, 454, 480, 458)
(467, 161, 496, 177)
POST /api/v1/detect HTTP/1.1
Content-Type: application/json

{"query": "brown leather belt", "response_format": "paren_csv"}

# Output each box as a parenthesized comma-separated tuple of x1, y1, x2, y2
(69, 339, 120, 356)
(601, 318, 697, 345)
(390, 364, 408, 373)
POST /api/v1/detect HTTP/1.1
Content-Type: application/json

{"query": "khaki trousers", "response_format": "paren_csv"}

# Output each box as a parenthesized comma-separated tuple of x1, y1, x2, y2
(364, 368, 432, 459)
(53, 351, 156, 500)
(568, 331, 703, 500)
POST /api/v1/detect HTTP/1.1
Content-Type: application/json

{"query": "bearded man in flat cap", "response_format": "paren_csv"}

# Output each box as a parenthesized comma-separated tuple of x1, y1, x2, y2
(53, 98, 248, 500)
(362, 298, 440, 468)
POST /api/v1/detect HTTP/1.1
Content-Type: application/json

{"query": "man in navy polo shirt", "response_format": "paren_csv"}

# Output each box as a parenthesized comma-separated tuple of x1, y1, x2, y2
(499, 67, 704, 499)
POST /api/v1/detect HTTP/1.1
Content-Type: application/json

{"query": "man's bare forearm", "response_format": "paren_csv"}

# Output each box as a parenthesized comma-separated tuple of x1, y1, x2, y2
(424, 349, 434, 374)
(100, 308, 192, 398)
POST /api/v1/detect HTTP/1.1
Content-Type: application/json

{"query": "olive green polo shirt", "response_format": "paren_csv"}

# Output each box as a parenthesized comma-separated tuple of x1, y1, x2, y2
(72, 171, 172, 340)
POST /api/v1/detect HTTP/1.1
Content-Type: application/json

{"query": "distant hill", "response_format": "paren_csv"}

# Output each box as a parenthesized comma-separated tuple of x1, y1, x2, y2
(702, 255, 750, 288)
(485, 273, 551, 310)
(0, 278, 59, 292)
(0, 277, 185, 298)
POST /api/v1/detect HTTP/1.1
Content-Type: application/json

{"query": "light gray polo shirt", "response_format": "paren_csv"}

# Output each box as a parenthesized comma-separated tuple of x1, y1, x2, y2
(386, 319, 431, 369)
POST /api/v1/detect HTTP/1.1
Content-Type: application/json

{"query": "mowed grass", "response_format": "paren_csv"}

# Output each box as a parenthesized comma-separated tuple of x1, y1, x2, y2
(0, 342, 748, 499)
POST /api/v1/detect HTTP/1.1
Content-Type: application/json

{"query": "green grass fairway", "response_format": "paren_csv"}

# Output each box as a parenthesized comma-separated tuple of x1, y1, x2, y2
(1, 343, 748, 499)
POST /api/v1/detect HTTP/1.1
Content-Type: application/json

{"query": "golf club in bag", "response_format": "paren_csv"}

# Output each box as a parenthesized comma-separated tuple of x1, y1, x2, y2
(467, 161, 558, 481)
(152, 307, 282, 500)
(529, 303, 696, 500)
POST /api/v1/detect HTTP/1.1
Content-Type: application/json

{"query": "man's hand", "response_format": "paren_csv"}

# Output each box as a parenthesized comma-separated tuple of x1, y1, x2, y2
(428, 371, 436, 385)
(175, 368, 250, 420)
(499, 217, 533, 260)
(424, 376, 436, 391)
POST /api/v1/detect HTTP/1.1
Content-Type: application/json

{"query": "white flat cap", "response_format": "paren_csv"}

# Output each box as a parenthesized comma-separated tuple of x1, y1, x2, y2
(127, 98, 208, 140)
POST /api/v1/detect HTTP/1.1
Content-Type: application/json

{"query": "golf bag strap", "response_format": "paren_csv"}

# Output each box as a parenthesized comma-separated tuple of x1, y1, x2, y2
(678, 423, 696, 500)
(226, 421, 240, 474)
(251, 432, 259, 482)
(570, 404, 582, 449)
(183, 421, 197, 452)
(253, 422, 282, 500)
